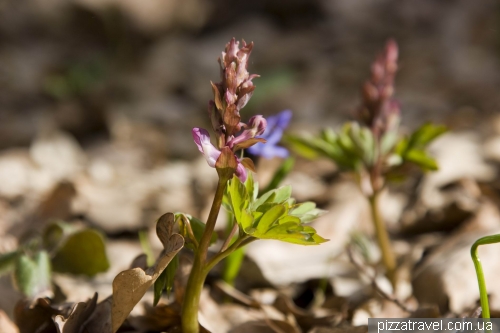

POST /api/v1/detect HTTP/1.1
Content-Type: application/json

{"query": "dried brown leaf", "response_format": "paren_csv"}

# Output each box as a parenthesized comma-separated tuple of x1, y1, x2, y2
(85, 297, 113, 333)
(14, 298, 60, 333)
(111, 213, 184, 333)
(53, 293, 98, 333)
(211, 81, 223, 111)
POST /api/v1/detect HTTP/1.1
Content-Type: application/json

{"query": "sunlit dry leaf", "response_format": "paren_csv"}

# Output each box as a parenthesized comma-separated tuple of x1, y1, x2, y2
(111, 213, 184, 333)
(0, 309, 19, 333)
(36, 182, 77, 223)
(53, 293, 98, 333)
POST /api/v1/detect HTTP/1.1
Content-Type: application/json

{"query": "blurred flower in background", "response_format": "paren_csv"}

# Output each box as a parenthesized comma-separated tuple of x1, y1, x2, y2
(248, 110, 292, 159)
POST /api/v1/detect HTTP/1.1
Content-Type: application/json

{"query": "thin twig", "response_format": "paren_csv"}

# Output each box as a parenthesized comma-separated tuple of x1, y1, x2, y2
(347, 245, 412, 313)
(215, 280, 293, 333)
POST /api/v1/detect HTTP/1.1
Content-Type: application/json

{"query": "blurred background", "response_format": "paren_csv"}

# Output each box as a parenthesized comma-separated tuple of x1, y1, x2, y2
(1, 0, 500, 155)
(2, 0, 500, 327)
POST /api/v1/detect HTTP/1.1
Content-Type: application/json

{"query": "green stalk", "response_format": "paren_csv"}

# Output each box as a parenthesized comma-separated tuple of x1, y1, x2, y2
(181, 180, 227, 333)
(368, 191, 397, 288)
(470, 234, 500, 319)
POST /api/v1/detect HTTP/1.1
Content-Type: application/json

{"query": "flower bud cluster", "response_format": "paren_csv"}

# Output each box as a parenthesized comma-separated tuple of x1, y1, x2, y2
(358, 39, 401, 137)
(209, 38, 260, 146)
(193, 38, 267, 182)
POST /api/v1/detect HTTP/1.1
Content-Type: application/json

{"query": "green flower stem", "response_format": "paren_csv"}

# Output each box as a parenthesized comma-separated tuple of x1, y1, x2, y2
(181, 179, 227, 333)
(470, 234, 500, 319)
(368, 191, 397, 288)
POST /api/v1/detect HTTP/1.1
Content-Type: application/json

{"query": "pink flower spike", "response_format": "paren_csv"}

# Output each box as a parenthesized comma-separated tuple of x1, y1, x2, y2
(192, 128, 221, 168)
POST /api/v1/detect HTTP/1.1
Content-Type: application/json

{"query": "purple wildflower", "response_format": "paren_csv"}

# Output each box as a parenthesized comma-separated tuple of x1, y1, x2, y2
(193, 38, 269, 182)
(192, 128, 248, 182)
(248, 110, 292, 159)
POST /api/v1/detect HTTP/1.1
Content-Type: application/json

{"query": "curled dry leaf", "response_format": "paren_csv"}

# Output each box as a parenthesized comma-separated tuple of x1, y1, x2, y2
(53, 293, 98, 333)
(111, 213, 184, 333)
(14, 298, 60, 333)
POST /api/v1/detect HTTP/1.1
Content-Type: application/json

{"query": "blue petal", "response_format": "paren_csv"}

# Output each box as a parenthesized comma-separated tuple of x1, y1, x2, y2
(275, 110, 292, 130)
(260, 145, 289, 159)
(265, 128, 284, 145)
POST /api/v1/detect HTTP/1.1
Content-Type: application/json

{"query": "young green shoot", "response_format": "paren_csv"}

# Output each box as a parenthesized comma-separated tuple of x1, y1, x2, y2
(470, 234, 500, 319)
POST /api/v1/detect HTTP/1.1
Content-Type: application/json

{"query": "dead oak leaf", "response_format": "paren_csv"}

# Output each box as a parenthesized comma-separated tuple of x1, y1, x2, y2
(53, 293, 98, 333)
(111, 213, 184, 333)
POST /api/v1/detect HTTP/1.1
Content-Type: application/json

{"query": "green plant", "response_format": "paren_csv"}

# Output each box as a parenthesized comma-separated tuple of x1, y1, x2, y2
(470, 234, 500, 319)
(222, 156, 295, 287)
(155, 38, 328, 333)
(286, 40, 446, 287)
(0, 221, 109, 299)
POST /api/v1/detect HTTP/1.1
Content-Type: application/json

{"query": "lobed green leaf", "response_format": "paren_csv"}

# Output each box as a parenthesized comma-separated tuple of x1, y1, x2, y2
(226, 176, 327, 246)
(51, 229, 110, 277)
(256, 205, 287, 234)
(290, 201, 326, 223)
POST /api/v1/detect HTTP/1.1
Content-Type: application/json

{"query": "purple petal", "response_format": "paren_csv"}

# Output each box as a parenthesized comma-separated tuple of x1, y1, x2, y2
(247, 115, 267, 136)
(192, 128, 221, 168)
(235, 162, 247, 182)
(228, 115, 267, 149)
(192, 128, 209, 153)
